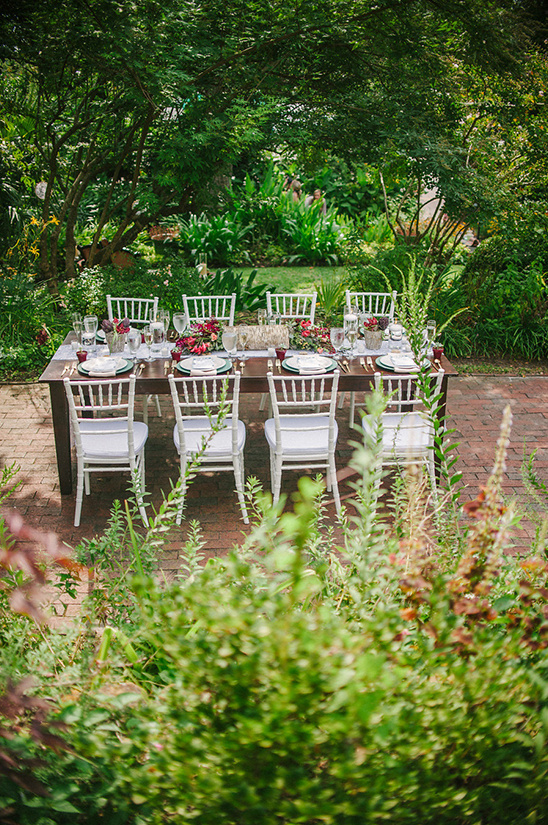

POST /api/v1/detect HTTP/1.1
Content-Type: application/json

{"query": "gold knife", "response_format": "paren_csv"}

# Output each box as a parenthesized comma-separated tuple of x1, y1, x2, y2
(367, 356, 374, 371)
(267, 359, 273, 373)
(276, 358, 281, 373)
(359, 357, 366, 371)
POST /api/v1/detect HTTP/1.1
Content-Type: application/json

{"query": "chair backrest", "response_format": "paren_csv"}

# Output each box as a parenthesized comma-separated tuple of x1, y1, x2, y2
(266, 370, 340, 448)
(168, 373, 241, 454)
(107, 295, 159, 326)
(374, 369, 444, 413)
(346, 290, 396, 321)
(182, 294, 236, 325)
(266, 292, 317, 323)
(63, 375, 138, 458)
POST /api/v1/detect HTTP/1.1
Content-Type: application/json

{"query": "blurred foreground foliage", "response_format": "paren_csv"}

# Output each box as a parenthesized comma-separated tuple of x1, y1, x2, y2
(2, 396, 548, 822)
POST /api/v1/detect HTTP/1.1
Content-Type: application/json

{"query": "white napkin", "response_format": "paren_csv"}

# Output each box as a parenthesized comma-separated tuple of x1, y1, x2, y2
(297, 356, 327, 375)
(190, 367, 217, 376)
(389, 354, 418, 373)
(86, 357, 121, 377)
(190, 357, 217, 376)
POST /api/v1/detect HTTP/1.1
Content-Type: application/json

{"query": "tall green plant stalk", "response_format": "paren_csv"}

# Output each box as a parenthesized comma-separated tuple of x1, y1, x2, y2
(385, 256, 465, 531)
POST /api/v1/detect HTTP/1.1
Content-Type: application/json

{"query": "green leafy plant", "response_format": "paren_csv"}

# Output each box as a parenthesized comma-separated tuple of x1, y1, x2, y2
(178, 212, 254, 266)
(203, 267, 268, 313)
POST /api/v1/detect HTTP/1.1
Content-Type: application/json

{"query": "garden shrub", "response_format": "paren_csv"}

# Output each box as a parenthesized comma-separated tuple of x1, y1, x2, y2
(61, 259, 203, 319)
(0, 267, 65, 377)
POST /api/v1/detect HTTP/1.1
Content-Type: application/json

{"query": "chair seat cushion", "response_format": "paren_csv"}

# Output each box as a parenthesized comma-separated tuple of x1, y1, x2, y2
(264, 416, 338, 455)
(173, 417, 246, 457)
(80, 419, 148, 458)
(363, 412, 432, 456)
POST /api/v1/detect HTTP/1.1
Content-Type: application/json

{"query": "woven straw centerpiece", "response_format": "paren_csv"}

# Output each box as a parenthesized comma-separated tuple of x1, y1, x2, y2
(226, 324, 290, 350)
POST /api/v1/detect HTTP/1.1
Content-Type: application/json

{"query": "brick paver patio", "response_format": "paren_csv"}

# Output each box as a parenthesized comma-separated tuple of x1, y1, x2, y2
(2, 374, 547, 576)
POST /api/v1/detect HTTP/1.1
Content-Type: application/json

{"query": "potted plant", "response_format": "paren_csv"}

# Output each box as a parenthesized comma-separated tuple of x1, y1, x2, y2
(362, 316, 389, 350)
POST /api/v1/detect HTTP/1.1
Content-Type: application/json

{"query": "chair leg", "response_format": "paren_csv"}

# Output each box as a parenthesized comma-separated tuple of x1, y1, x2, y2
(268, 449, 276, 495)
(233, 454, 249, 524)
(176, 457, 187, 525)
(74, 463, 84, 527)
(328, 455, 341, 514)
(338, 391, 346, 409)
(135, 454, 148, 527)
(84, 469, 91, 496)
(272, 454, 283, 504)
(259, 392, 267, 411)
(349, 391, 356, 427)
(143, 394, 161, 424)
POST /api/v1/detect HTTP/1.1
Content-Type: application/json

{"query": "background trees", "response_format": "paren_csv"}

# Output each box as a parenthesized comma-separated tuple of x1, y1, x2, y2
(0, 0, 535, 294)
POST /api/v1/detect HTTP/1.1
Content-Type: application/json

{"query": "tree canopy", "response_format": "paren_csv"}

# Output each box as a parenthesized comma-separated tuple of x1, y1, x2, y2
(0, 0, 541, 291)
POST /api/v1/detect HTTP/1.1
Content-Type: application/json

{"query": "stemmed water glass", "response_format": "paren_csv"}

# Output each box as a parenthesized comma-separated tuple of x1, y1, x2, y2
(73, 319, 84, 348)
(83, 315, 98, 355)
(127, 329, 141, 364)
(345, 316, 359, 356)
(173, 312, 189, 338)
(425, 319, 437, 355)
(222, 328, 238, 363)
(330, 327, 345, 360)
(158, 309, 171, 338)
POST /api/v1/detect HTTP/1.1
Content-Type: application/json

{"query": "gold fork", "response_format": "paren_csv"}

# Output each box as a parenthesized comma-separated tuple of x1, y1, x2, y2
(359, 357, 366, 371)
(267, 359, 273, 373)
(367, 356, 374, 371)
(276, 358, 281, 373)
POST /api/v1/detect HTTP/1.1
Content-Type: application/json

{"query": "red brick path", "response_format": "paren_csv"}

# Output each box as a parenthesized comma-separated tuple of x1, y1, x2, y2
(2, 375, 547, 564)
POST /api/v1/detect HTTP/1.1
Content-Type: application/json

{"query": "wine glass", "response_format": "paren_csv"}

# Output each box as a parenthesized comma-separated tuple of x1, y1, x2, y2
(127, 329, 141, 363)
(83, 315, 98, 355)
(222, 329, 237, 361)
(345, 316, 359, 356)
(143, 325, 154, 361)
(173, 313, 188, 337)
(158, 309, 171, 337)
(73, 319, 84, 348)
(330, 327, 345, 359)
(239, 330, 249, 361)
(425, 319, 437, 355)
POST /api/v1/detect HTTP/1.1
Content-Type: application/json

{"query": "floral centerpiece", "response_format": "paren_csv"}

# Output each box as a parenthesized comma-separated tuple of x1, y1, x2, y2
(101, 317, 130, 353)
(173, 318, 221, 355)
(362, 316, 388, 349)
(289, 320, 334, 353)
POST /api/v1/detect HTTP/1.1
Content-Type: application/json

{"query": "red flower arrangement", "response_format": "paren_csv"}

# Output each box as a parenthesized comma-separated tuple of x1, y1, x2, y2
(289, 319, 333, 353)
(174, 318, 221, 355)
(101, 317, 130, 334)
(363, 316, 389, 332)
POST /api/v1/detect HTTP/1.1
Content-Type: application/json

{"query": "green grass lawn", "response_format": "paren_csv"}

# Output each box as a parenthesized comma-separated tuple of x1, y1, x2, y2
(240, 265, 348, 292)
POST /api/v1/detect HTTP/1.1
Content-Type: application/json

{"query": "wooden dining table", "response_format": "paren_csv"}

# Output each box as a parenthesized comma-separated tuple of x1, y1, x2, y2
(39, 340, 457, 495)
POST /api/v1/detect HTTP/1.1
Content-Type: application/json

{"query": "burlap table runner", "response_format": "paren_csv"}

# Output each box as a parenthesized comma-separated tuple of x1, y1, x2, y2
(226, 324, 290, 350)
